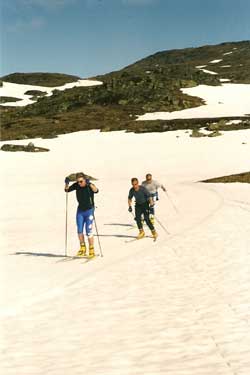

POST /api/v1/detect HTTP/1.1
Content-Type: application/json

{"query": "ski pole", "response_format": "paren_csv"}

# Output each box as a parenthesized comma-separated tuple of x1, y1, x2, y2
(165, 191, 179, 214)
(93, 214, 104, 257)
(65, 192, 68, 257)
(154, 215, 170, 235)
(86, 184, 103, 257)
(130, 211, 135, 220)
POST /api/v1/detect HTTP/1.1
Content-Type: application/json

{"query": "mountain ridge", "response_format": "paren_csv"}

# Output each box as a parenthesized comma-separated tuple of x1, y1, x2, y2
(1, 40, 250, 141)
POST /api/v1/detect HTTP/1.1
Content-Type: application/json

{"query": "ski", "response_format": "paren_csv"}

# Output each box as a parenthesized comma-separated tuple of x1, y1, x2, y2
(125, 235, 154, 243)
(57, 254, 99, 263)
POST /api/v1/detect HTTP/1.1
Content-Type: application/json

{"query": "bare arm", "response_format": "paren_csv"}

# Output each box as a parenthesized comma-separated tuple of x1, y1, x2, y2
(149, 197, 154, 206)
(128, 198, 133, 208)
(64, 181, 76, 193)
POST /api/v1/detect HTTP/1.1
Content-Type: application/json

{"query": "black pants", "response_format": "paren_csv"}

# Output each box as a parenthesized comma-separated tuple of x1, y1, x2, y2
(135, 203, 154, 231)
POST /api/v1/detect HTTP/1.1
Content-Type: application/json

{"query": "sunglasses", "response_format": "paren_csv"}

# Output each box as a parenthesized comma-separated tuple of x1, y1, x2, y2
(77, 180, 85, 184)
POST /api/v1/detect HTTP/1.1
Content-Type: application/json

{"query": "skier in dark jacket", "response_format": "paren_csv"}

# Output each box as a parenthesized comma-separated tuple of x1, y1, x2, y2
(65, 173, 98, 257)
(128, 177, 158, 240)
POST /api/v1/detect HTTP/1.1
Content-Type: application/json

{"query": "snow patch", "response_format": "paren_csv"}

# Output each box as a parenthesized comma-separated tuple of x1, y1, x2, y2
(198, 69, 218, 75)
(226, 120, 242, 125)
(0, 79, 103, 107)
(137, 83, 250, 120)
(209, 59, 223, 64)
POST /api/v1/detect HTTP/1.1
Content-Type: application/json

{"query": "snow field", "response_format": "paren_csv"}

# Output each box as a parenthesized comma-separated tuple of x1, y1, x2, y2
(1, 129, 250, 374)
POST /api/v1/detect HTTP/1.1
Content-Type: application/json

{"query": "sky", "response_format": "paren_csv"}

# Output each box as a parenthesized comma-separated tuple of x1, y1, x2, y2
(1, 0, 250, 78)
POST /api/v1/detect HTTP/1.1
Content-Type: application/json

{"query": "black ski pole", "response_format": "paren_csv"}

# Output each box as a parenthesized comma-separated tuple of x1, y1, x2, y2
(93, 214, 104, 257)
(65, 192, 68, 257)
(154, 215, 170, 235)
(87, 184, 104, 257)
(164, 191, 179, 214)
(129, 211, 135, 220)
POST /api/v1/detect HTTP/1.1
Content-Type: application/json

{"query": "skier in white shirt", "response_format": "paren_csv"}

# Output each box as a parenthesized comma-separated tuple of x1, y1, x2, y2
(142, 173, 166, 223)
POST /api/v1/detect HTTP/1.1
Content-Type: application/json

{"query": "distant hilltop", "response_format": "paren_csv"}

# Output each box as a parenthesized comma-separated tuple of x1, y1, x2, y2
(1, 40, 250, 140)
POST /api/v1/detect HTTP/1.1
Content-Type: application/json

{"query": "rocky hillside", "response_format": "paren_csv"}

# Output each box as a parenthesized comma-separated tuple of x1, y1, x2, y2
(1, 40, 250, 140)
(125, 41, 250, 84)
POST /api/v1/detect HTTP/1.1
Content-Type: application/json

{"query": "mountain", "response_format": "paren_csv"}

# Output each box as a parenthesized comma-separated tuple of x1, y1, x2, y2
(1, 40, 250, 141)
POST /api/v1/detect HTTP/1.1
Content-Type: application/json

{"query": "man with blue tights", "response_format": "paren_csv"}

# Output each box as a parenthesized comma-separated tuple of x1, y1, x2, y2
(64, 173, 99, 257)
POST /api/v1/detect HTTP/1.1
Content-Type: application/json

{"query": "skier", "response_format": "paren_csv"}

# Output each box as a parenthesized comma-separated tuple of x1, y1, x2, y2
(142, 173, 166, 223)
(64, 173, 99, 257)
(128, 177, 158, 240)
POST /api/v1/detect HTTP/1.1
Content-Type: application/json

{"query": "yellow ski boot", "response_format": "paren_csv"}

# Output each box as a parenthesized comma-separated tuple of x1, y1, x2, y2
(136, 229, 145, 240)
(76, 243, 86, 257)
(151, 229, 158, 241)
(88, 246, 95, 258)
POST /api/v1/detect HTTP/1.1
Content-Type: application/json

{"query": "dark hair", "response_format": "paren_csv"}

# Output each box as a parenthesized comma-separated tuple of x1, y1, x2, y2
(131, 177, 138, 184)
(76, 172, 85, 180)
(146, 173, 152, 178)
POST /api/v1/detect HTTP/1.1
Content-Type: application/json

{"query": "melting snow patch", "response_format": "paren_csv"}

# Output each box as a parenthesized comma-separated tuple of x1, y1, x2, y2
(0, 79, 103, 107)
(209, 59, 223, 64)
(196, 65, 207, 68)
(221, 65, 231, 68)
(137, 83, 250, 120)
(223, 51, 233, 55)
(199, 69, 218, 75)
(220, 79, 231, 82)
(226, 120, 242, 125)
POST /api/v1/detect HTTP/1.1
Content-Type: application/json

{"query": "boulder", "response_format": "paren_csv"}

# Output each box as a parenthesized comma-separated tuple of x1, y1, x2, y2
(1, 143, 49, 152)
(190, 129, 206, 138)
(208, 130, 222, 137)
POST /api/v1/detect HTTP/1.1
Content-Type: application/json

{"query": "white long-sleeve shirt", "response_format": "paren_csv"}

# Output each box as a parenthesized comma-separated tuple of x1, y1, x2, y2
(141, 180, 164, 194)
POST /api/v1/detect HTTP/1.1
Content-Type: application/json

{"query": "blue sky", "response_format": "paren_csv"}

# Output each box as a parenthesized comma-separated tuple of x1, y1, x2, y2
(1, 0, 250, 77)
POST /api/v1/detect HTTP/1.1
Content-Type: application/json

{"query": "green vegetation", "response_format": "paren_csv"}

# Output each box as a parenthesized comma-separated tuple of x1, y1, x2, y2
(24, 90, 47, 97)
(1, 72, 80, 87)
(202, 171, 250, 183)
(1, 41, 250, 141)
(0, 97, 22, 104)
(128, 41, 250, 84)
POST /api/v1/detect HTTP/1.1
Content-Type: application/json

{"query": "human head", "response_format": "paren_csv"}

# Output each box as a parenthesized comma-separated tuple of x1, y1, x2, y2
(146, 173, 152, 182)
(76, 172, 87, 187)
(131, 177, 139, 190)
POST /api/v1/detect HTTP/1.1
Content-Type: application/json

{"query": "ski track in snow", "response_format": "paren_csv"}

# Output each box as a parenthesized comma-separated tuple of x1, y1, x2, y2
(1, 129, 250, 375)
